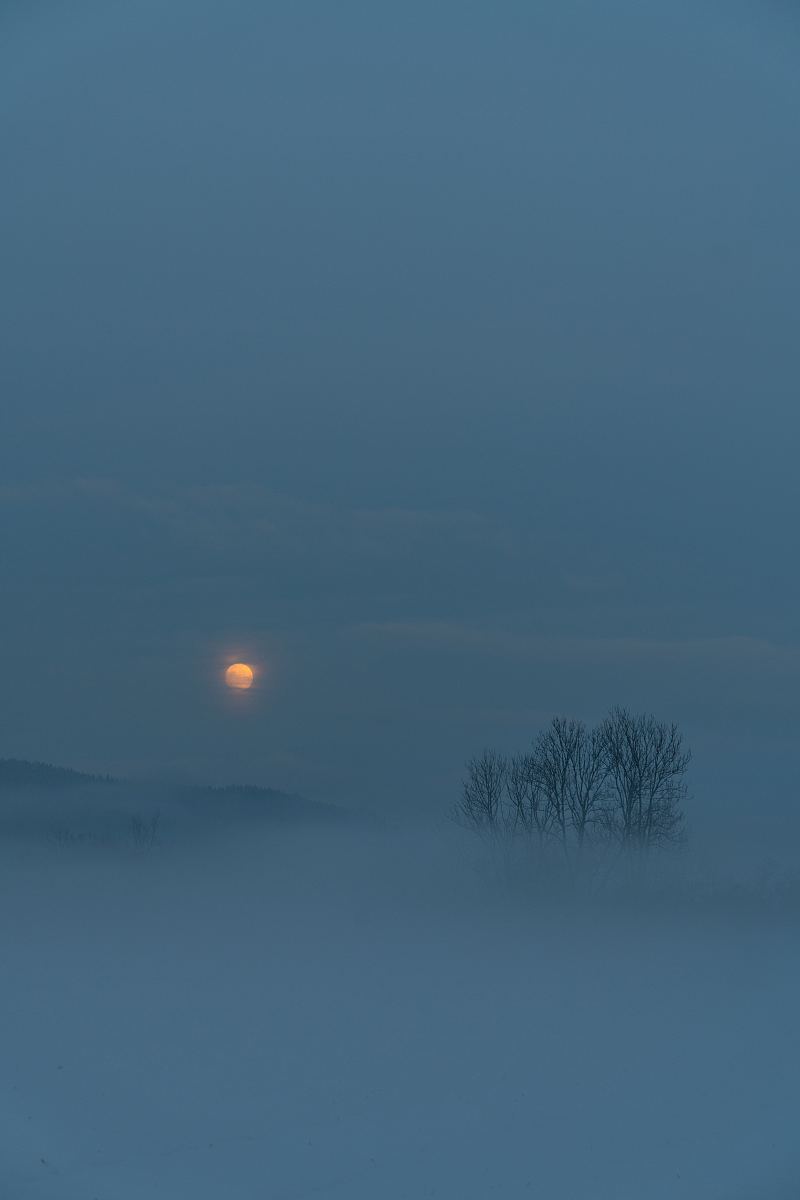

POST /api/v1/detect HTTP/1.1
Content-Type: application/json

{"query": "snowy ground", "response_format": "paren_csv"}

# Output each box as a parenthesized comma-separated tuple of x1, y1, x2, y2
(2, 819, 799, 1199)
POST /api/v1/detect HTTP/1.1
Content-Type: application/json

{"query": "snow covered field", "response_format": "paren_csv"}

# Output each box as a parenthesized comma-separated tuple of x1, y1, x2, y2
(2, 819, 798, 1198)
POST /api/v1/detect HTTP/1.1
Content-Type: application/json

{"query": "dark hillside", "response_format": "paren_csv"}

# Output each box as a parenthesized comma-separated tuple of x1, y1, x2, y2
(0, 758, 113, 789)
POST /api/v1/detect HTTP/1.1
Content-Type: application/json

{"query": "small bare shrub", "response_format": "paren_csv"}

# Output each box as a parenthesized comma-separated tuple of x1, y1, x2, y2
(130, 812, 160, 851)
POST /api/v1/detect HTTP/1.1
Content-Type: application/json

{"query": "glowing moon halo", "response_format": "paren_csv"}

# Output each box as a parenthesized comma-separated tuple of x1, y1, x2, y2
(225, 662, 254, 690)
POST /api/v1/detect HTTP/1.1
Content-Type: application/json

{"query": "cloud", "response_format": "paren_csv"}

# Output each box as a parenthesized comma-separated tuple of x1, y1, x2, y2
(353, 620, 800, 676)
(3, 476, 522, 582)
(107, 483, 516, 562)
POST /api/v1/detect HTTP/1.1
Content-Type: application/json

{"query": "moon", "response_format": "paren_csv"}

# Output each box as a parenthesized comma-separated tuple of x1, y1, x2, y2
(225, 662, 254, 690)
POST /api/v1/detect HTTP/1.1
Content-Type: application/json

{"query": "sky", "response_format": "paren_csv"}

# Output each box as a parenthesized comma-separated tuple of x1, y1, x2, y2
(2, 0, 800, 821)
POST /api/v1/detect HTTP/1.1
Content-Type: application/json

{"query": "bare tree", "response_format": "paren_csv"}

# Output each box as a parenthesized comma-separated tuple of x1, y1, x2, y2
(597, 707, 689, 849)
(532, 717, 583, 851)
(458, 708, 690, 873)
(458, 749, 508, 836)
(529, 717, 608, 853)
(565, 723, 607, 848)
(505, 751, 553, 842)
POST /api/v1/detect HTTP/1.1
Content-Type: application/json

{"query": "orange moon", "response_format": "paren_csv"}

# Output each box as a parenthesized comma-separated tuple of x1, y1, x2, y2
(225, 662, 254, 690)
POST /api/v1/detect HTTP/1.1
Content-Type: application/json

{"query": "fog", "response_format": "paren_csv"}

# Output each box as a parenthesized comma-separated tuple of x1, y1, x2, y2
(3, 797, 799, 1198)
(4, 0, 800, 1192)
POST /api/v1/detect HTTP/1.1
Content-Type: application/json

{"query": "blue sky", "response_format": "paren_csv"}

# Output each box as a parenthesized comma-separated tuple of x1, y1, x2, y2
(2, 0, 799, 820)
